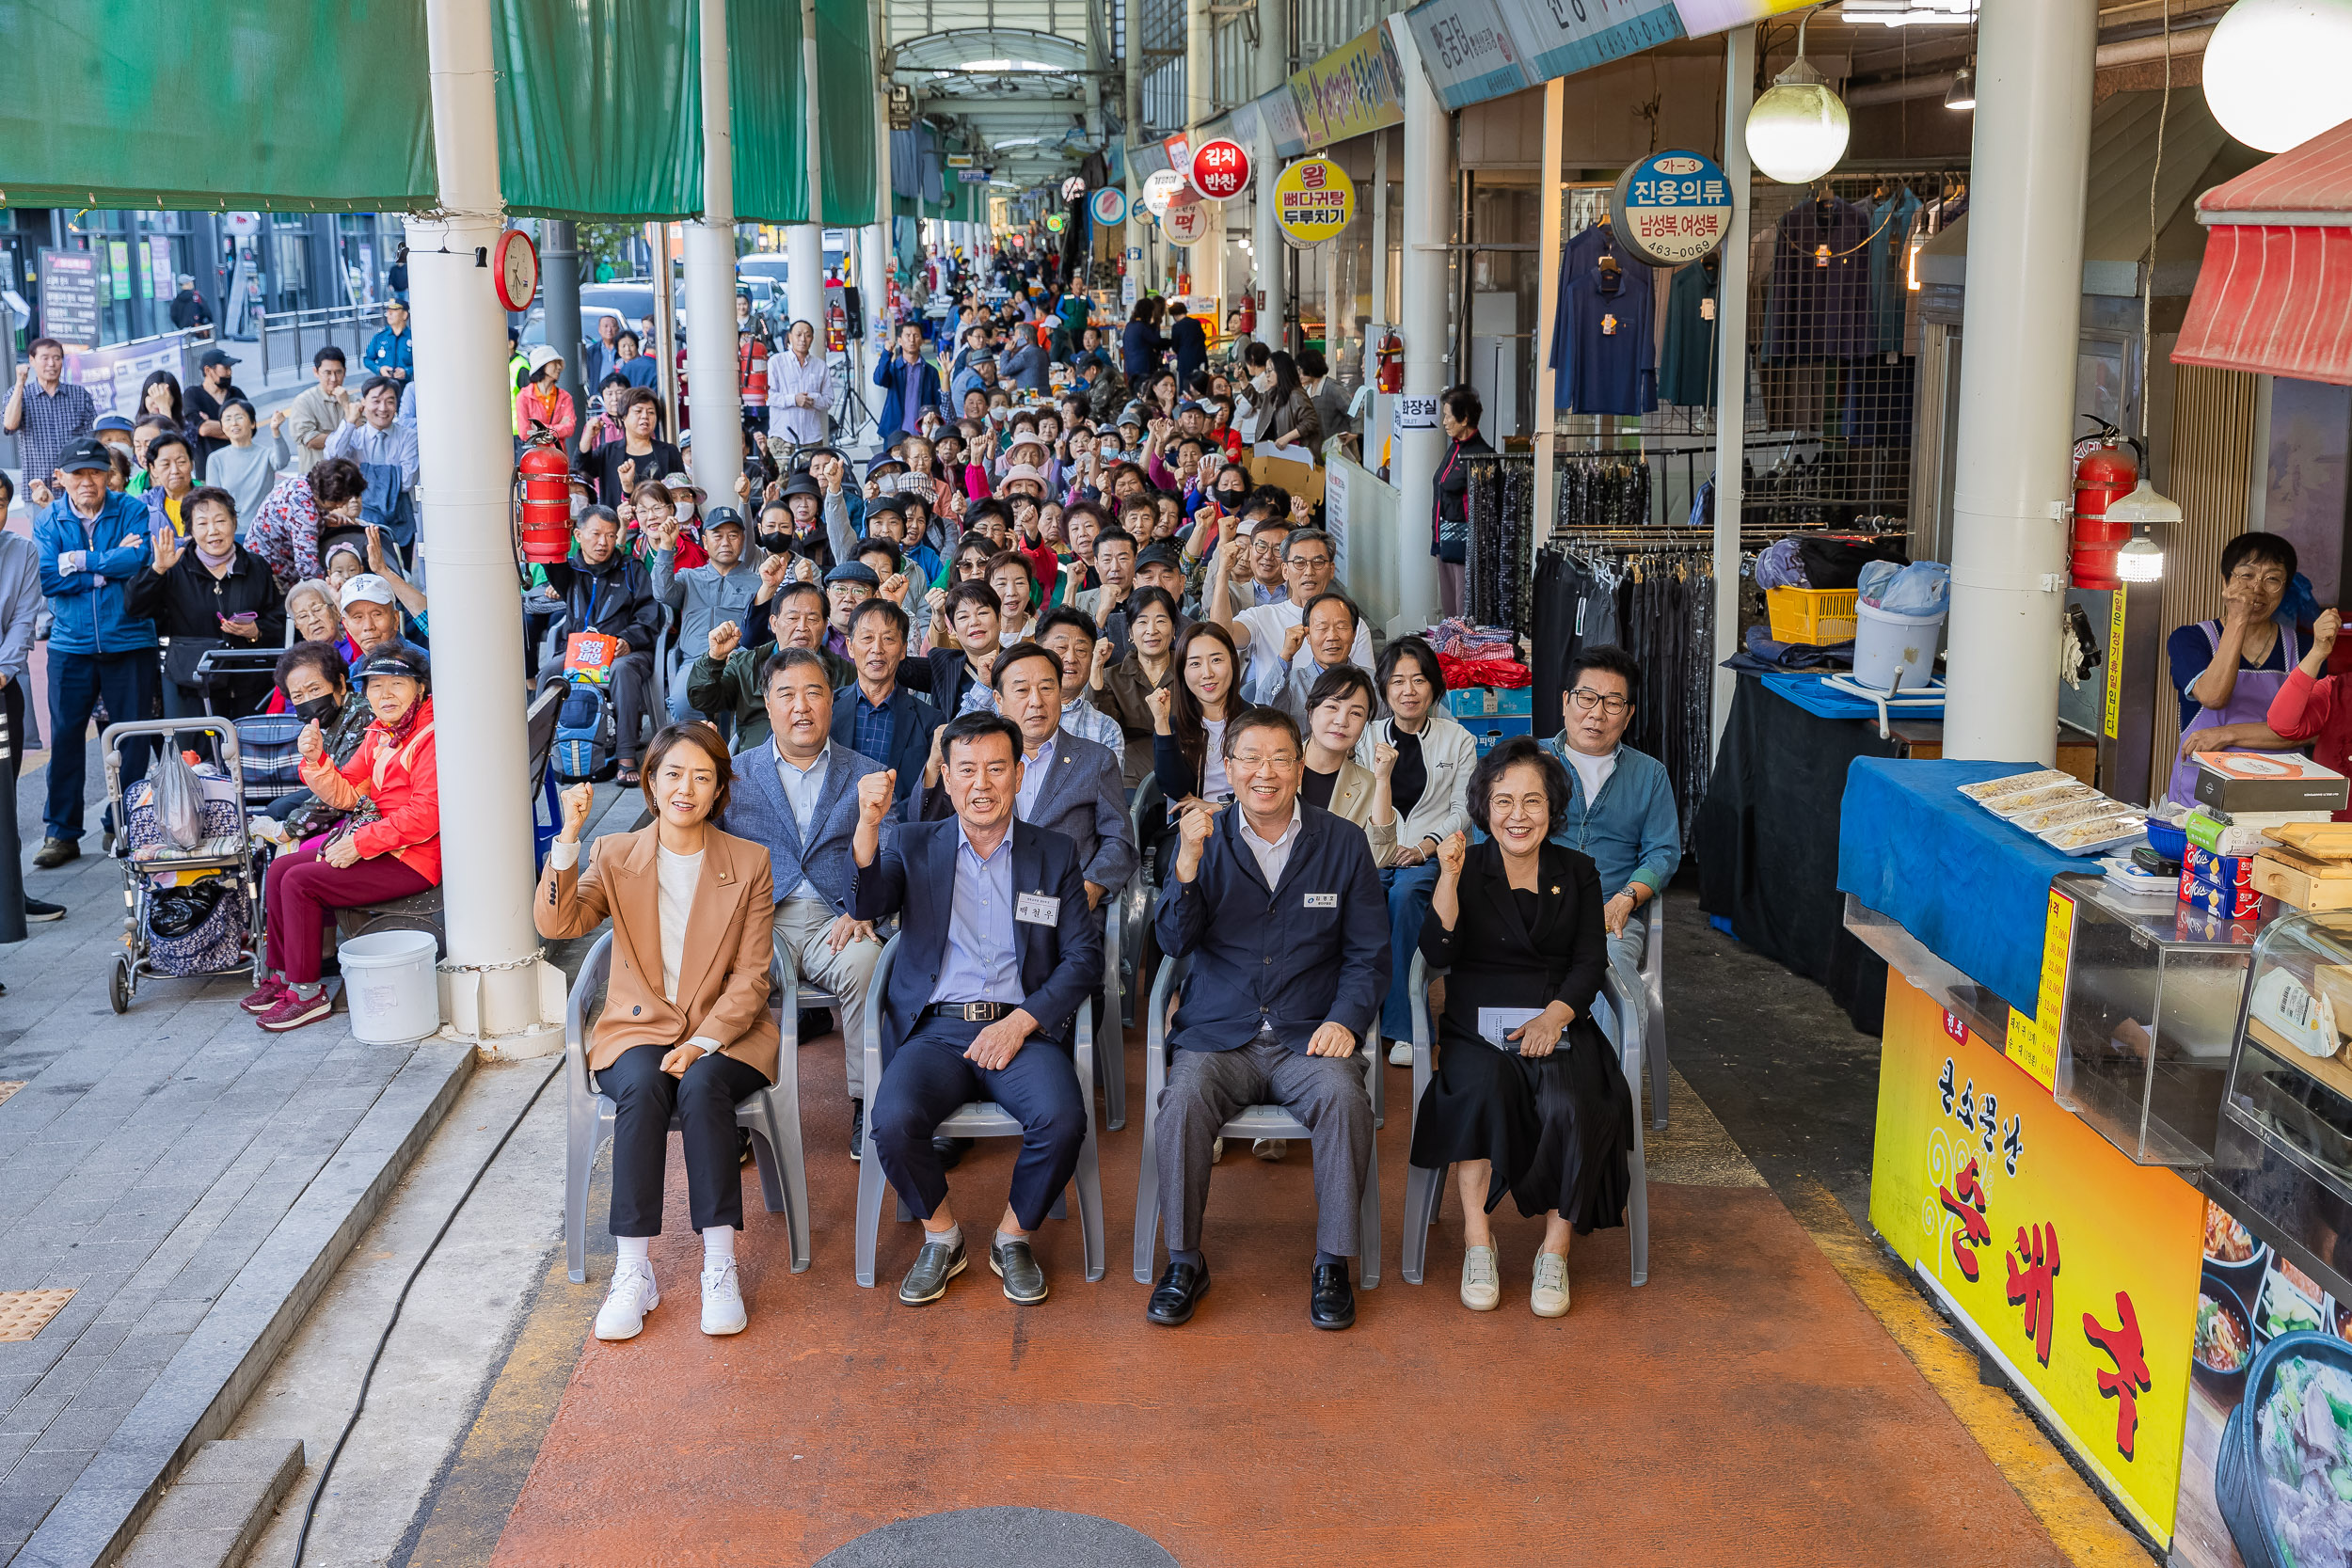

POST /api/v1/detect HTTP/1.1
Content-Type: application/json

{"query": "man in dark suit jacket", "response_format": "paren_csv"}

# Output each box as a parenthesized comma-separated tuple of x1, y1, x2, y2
(712, 647, 893, 1156)
(834, 598, 942, 809)
(1148, 705, 1389, 1332)
(850, 712, 1104, 1308)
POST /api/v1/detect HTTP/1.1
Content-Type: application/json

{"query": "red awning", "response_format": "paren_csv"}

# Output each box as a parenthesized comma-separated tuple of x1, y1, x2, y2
(2173, 119, 2352, 386)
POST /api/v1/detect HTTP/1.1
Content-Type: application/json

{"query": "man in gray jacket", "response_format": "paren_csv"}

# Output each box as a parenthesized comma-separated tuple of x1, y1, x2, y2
(0, 495, 59, 923)
(651, 506, 760, 721)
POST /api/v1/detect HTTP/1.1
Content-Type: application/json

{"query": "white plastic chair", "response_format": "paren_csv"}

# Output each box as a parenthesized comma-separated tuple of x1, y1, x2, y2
(563, 932, 811, 1283)
(1398, 949, 1648, 1289)
(852, 935, 1105, 1287)
(1131, 951, 1382, 1288)
(1639, 910, 1668, 1130)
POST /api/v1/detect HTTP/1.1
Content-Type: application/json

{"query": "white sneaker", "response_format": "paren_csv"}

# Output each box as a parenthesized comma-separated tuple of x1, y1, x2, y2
(1387, 1039, 1412, 1067)
(1531, 1250, 1571, 1318)
(1460, 1243, 1500, 1311)
(596, 1260, 660, 1340)
(1211, 1136, 1225, 1164)
(700, 1261, 747, 1336)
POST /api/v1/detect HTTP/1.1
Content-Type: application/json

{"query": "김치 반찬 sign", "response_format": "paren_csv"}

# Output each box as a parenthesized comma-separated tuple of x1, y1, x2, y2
(1273, 157, 1356, 246)
(1611, 149, 1735, 268)
(1189, 138, 1253, 201)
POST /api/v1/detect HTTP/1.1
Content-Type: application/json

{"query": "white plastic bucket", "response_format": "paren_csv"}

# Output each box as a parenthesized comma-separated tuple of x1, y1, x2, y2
(1853, 601, 1947, 692)
(337, 929, 442, 1044)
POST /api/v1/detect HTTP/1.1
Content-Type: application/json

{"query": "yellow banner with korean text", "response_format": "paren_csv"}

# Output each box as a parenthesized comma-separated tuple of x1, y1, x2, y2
(1872, 974, 2205, 1544)
(1290, 25, 1406, 150)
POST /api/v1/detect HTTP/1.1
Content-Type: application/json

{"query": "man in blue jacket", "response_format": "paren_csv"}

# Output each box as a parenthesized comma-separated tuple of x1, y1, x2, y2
(34, 438, 158, 866)
(872, 323, 944, 443)
(850, 711, 1102, 1308)
(362, 299, 414, 403)
(1542, 644, 1680, 992)
(1148, 705, 1388, 1331)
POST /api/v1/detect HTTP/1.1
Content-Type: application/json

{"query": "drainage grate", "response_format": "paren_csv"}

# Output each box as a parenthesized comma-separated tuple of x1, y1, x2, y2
(0, 1289, 75, 1342)
(0, 1081, 23, 1107)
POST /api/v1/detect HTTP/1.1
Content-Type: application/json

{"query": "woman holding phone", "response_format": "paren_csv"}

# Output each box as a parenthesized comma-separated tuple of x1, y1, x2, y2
(125, 485, 285, 717)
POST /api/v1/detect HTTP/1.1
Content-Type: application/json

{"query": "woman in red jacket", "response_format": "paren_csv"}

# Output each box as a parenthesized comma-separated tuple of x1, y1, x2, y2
(245, 641, 442, 1031)
(2267, 607, 2352, 820)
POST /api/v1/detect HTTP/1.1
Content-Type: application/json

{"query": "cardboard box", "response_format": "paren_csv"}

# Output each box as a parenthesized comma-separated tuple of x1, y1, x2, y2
(1445, 687, 1534, 720)
(2180, 871, 2262, 920)
(2184, 844, 2255, 891)
(1468, 714, 1535, 756)
(2251, 850, 2352, 912)
(2193, 752, 2351, 816)
(1246, 446, 1326, 507)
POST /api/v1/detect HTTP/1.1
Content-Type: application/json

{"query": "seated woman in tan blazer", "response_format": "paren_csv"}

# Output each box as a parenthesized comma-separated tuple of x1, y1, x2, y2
(1299, 664, 1399, 866)
(539, 721, 777, 1342)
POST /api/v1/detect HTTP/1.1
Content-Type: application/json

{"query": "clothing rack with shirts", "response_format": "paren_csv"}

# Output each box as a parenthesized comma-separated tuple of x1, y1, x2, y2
(1461, 452, 1538, 643)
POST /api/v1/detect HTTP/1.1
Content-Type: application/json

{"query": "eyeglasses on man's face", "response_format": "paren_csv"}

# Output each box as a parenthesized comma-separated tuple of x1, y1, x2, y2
(1568, 688, 1631, 717)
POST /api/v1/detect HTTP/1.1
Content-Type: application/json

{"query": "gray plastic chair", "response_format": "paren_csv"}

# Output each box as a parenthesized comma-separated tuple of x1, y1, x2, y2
(564, 931, 812, 1283)
(1398, 949, 1648, 1289)
(1097, 876, 1131, 1131)
(852, 935, 1105, 1288)
(1641, 909, 1669, 1130)
(1132, 950, 1381, 1288)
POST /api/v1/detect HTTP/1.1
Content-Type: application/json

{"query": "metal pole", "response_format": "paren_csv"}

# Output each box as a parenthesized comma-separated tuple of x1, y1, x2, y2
(407, 0, 559, 1055)
(1388, 13, 1444, 633)
(651, 224, 681, 437)
(861, 0, 894, 438)
(541, 219, 585, 425)
(1368, 127, 1388, 471)
(1533, 77, 1565, 561)
(787, 0, 828, 334)
(1185, 0, 1214, 314)
(1124, 0, 1145, 295)
(687, 0, 745, 498)
(1943, 0, 2098, 763)
(1252, 0, 1287, 349)
(1710, 26, 1756, 751)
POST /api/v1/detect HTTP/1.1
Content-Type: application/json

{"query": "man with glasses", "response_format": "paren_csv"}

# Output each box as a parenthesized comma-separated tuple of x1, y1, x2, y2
(3, 338, 96, 507)
(1542, 645, 1680, 990)
(1146, 706, 1388, 1332)
(1206, 525, 1373, 705)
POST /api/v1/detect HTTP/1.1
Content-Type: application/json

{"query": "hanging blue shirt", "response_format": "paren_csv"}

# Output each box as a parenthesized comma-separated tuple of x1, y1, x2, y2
(1550, 235, 1658, 417)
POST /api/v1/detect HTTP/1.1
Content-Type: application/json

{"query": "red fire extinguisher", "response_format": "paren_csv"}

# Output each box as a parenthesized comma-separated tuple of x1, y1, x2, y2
(516, 434, 574, 564)
(2070, 422, 2139, 591)
(1375, 332, 1405, 394)
(1233, 291, 1257, 335)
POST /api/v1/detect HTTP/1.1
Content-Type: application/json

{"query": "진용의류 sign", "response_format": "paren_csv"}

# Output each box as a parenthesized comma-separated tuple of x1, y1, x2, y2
(1610, 149, 1735, 268)
(1272, 157, 1356, 247)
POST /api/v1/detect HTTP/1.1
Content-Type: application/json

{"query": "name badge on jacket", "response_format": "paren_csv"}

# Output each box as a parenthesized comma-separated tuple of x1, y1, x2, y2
(1304, 893, 1338, 910)
(1015, 892, 1061, 926)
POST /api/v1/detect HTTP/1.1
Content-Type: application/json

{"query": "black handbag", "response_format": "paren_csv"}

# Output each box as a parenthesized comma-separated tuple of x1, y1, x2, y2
(161, 635, 226, 690)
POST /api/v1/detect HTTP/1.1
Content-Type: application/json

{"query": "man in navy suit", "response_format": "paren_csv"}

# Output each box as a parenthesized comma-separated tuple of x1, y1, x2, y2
(850, 712, 1104, 1307)
(834, 597, 941, 810)
(712, 647, 891, 1159)
(1148, 705, 1390, 1331)
(922, 641, 1136, 911)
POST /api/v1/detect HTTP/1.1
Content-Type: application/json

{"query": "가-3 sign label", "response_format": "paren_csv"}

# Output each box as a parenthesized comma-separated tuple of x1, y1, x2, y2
(1610, 149, 1735, 268)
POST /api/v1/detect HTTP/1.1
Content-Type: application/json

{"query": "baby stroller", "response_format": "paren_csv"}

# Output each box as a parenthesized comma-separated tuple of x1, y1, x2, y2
(101, 719, 267, 1014)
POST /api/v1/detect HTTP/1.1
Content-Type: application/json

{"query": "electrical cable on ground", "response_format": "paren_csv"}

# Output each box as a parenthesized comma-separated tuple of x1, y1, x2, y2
(289, 1055, 564, 1568)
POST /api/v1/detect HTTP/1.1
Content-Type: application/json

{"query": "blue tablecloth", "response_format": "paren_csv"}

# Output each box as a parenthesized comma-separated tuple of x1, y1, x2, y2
(1760, 671, 1947, 721)
(1835, 758, 2079, 1019)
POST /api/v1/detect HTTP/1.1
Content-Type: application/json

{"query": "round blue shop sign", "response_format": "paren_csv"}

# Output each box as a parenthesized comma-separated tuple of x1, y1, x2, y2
(1611, 150, 1736, 269)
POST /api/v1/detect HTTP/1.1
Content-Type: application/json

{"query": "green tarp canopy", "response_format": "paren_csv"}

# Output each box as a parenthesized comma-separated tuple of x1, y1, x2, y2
(0, 0, 873, 223)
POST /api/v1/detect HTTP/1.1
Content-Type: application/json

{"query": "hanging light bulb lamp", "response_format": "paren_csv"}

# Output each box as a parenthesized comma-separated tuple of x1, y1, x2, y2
(1945, 62, 1976, 111)
(2106, 478, 2177, 583)
(1744, 10, 1852, 183)
(2203, 0, 2352, 153)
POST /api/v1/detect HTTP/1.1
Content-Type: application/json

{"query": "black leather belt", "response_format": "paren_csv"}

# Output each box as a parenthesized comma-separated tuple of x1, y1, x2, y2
(922, 1002, 1014, 1022)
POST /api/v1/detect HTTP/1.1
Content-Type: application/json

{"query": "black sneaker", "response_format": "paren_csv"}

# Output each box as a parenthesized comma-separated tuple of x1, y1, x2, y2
(23, 899, 63, 923)
(849, 1099, 865, 1162)
(30, 838, 77, 870)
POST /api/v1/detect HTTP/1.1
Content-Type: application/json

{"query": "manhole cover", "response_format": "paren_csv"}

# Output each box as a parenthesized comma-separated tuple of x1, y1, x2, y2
(815, 1508, 1177, 1568)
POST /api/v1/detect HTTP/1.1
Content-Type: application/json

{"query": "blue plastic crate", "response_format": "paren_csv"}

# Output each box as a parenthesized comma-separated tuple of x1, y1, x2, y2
(1445, 686, 1534, 720)
(1468, 713, 1535, 754)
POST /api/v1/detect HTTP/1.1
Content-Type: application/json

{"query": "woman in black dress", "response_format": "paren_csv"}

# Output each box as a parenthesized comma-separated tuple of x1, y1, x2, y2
(1410, 736, 1634, 1318)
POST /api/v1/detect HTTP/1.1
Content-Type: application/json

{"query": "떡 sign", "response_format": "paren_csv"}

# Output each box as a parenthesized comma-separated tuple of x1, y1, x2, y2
(1610, 149, 1736, 267)
(1273, 157, 1356, 247)
(1161, 200, 1211, 247)
(1189, 138, 1252, 201)
(1872, 975, 2204, 1545)
(1091, 187, 1129, 227)
(38, 248, 101, 349)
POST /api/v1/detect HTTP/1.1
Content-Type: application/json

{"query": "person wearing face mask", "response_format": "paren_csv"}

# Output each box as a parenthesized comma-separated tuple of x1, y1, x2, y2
(1411, 738, 1635, 1319)
(264, 640, 374, 832)
(126, 486, 285, 717)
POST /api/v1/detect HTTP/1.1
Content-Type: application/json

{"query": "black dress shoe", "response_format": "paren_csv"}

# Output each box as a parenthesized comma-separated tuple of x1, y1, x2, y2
(849, 1099, 865, 1162)
(1310, 1262, 1356, 1330)
(990, 1237, 1048, 1304)
(898, 1234, 967, 1305)
(933, 1134, 969, 1169)
(738, 1126, 755, 1165)
(1146, 1259, 1211, 1326)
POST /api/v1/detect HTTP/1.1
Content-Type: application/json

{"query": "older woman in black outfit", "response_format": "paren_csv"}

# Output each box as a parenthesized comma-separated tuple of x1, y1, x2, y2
(1410, 735, 1634, 1319)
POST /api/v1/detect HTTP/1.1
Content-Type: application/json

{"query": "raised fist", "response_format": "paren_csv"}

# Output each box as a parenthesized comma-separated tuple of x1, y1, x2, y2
(708, 621, 742, 661)
(856, 768, 897, 826)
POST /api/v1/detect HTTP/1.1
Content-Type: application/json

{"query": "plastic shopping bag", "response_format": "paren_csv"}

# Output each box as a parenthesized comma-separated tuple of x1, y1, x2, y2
(150, 746, 205, 850)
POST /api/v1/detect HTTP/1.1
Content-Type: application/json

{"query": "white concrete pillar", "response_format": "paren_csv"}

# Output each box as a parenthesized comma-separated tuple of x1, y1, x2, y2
(1942, 0, 2098, 762)
(1533, 79, 1565, 556)
(686, 0, 743, 498)
(1388, 14, 1445, 632)
(864, 0, 894, 388)
(787, 0, 827, 332)
(1252, 0, 1287, 349)
(407, 0, 559, 1055)
(1710, 25, 1756, 750)
(1185, 0, 1216, 315)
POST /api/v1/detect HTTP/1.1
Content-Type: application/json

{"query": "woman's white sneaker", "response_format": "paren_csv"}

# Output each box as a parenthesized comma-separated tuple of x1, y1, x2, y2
(700, 1262, 747, 1336)
(1531, 1250, 1571, 1318)
(1460, 1243, 1501, 1311)
(596, 1261, 659, 1340)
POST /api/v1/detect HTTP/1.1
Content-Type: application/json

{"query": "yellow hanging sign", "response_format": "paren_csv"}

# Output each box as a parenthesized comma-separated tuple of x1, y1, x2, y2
(1272, 157, 1356, 247)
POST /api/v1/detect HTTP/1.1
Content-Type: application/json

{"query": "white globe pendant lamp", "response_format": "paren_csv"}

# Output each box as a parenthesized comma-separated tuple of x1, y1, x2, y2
(2203, 0, 2352, 152)
(1745, 14, 1851, 183)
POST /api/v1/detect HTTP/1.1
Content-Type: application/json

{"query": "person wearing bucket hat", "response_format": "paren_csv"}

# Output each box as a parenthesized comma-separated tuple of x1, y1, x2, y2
(515, 344, 576, 441)
(821, 561, 881, 657)
(246, 638, 441, 1032)
(653, 505, 758, 721)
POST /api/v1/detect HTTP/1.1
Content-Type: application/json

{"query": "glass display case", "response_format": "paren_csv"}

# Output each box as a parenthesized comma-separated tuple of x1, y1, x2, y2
(2059, 874, 2256, 1167)
(2215, 911, 2352, 1304)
